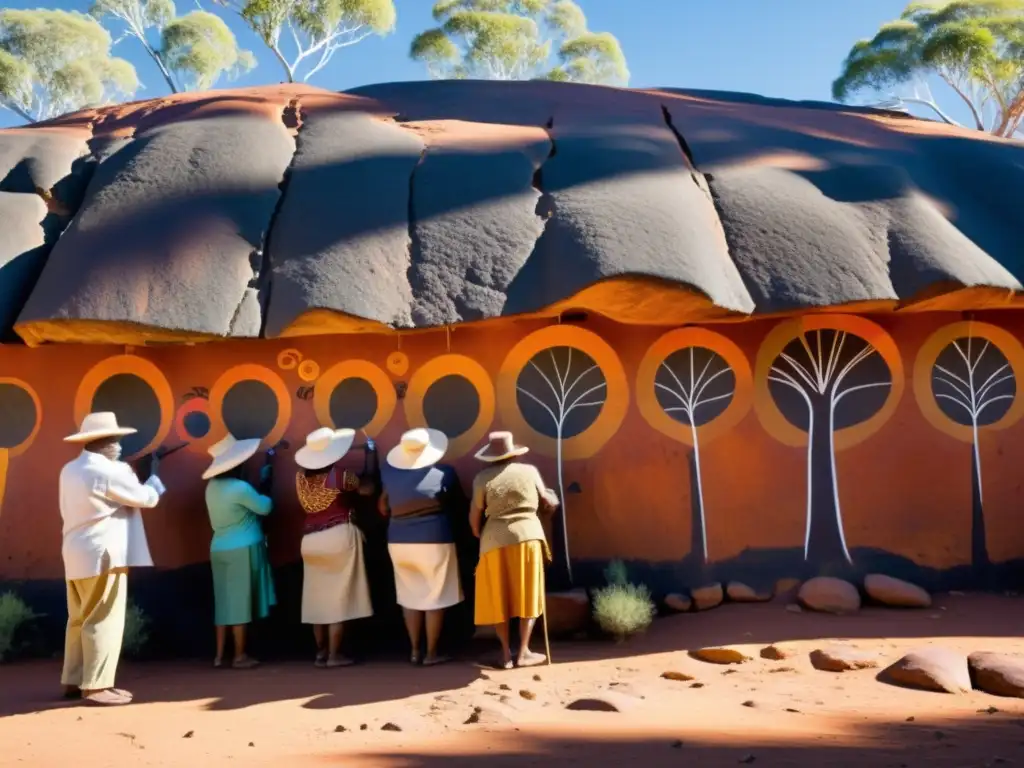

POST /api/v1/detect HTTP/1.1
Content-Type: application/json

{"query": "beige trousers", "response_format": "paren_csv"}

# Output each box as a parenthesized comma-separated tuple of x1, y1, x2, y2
(60, 567, 128, 691)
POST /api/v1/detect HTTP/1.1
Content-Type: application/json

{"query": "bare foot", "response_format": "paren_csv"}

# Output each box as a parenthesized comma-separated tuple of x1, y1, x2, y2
(516, 650, 547, 668)
(423, 654, 451, 667)
(232, 655, 260, 670)
(326, 655, 355, 668)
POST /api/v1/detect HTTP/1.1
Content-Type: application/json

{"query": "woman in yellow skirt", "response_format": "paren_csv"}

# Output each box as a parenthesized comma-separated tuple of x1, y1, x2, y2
(470, 431, 559, 669)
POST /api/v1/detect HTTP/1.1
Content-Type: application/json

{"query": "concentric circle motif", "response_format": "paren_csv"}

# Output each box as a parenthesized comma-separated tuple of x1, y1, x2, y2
(209, 364, 291, 447)
(404, 354, 495, 458)
(74, 355, 173, 460)
(497, 326, 628, 460)
(753, 315, 904, 450)
(636, 328, 753, 446)
(0, 378, 42, 458)
(313, 360, 396, 437)
(913, 320, 1024, 442)
(297, 359, 320, 383)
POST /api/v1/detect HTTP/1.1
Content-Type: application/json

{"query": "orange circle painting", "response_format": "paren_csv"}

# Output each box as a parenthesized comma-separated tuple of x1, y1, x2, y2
(753, 315, 903, 567)
(405, 354, 494, 459)
(636, 328, 753, 564)
(74, 355, 174, 460)
(497, 325, 628, 461)
(0, 377, 42, 458)
(313, 360, 396, 438)
(913, 320, 1024, 572)
(209, 364, 292, 447)
(174, 390, 212, 445)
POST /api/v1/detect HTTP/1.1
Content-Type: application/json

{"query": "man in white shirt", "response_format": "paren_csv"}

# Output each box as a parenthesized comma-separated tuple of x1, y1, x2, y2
(59, 412, 166, 707)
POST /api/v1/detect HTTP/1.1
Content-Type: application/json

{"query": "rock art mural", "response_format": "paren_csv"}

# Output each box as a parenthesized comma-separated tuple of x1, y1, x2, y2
(1, 80, 1024, 652)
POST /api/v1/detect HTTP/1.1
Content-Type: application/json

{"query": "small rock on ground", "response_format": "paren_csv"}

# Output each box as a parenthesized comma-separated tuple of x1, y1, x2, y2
(761, 644, 794, 660)
(810, 646, 880, 672)
(661, 670, 695, 682)
(664, 593, 692, 612)
(727, 582, 772, 602)
(864, 574, 932, 608)
(798, 577, 861, 614)
(565, 692, 640, 713)
(691, 583, 724, 611)
(968, 652, 1024, 698)
(689, 647, 751, 665)
(882, 648, 971, 693)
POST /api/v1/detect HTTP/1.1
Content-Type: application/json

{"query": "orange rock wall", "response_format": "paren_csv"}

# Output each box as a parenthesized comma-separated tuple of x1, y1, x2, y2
(1, 310, 1023, 584)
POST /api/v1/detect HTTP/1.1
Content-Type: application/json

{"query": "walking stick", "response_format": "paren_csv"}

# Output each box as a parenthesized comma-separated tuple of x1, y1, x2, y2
(541, 560, 552, 665)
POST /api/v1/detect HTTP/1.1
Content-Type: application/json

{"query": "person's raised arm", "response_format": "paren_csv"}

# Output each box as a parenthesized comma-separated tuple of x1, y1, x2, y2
(235, 479, 273, 517)
(102, 461, 165, 510)
(533, 466, 559, 514)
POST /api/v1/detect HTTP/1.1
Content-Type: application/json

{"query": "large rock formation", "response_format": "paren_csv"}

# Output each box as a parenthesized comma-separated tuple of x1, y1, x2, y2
(0, 80, 1021, 345)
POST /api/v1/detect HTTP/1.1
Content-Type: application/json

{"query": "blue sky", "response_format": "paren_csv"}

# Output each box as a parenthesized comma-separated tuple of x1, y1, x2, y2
(3, 0, 934, 127)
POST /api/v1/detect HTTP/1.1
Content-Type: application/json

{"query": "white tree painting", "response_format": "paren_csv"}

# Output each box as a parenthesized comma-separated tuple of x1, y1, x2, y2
(653, 346, 735, 563)
(765, 327, 893, 566)
(930, 331, 1016, 570)
(516, 345, 607, 586)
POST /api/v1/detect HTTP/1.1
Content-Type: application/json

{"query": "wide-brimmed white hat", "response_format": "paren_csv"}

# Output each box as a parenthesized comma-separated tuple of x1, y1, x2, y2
(386, 427, 448, 470)
(202, 434, 261, 480)
(294, 427, 355, 471)
(474, 431, 529, 462)
(64, 412, 137, 443)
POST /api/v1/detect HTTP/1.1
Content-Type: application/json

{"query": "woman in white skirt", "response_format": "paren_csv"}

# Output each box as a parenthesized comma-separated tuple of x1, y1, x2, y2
(294, 427, 376, 668)
(379, 428, 464, 666)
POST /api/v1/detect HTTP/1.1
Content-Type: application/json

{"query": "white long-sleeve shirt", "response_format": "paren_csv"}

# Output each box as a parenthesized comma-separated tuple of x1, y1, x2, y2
(59, 450, 166, 581)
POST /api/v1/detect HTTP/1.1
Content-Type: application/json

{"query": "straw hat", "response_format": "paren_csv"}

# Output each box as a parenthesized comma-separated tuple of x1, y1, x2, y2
(386, 427, 448, 470)
(294, 427, 355, 471)
(474, 431, 529, 463)
(202, 434, 262, 480)
(64, 412, 137, 443)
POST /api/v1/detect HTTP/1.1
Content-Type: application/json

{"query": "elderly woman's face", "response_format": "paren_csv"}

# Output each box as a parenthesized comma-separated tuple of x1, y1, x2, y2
(86, 436, 122, 462)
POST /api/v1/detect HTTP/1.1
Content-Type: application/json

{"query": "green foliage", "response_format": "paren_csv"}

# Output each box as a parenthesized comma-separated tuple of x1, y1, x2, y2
(0, 8, 138, 123)
(592, 560, 655, 641)
(0, 592, 37, 661)
(220, 0, 396, 82)
(411, 0, 629, 85)
(122, 601, 151, 657)
(162, 11, 255, 91)
(834, 0, 1024, 137)
(91, 0, 252, 94)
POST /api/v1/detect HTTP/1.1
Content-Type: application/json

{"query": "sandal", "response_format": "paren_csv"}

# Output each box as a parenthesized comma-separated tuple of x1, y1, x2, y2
(231, 656, 260, 670)
(314, 652, 328, 668)
(83, 689, 132, 706)
(422, 655, 452, 667)
(410, 652, 422, 665)
(325, 655, 355, 668)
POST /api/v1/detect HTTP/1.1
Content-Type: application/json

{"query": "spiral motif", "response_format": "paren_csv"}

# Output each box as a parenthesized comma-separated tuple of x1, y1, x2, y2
(277, 349, 303, 370)
(387, 351, 409, 377)
(297, 359, 320, 382)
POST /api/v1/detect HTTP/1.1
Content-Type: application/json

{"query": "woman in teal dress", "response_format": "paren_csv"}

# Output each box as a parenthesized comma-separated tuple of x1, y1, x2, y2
(203, 433, 277, 669)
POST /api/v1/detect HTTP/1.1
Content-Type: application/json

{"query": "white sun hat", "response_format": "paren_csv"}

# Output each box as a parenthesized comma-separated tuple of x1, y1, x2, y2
(202, 434, 262, 480)
(64, 412, 137, 443)
(474, 431, 530, 463)
(385, 427, 448, 470)
(294, 427, 355, 471)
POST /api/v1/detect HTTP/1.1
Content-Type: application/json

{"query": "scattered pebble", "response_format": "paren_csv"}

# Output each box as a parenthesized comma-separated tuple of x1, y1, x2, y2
(690, 682, 705, 689)
(979, 706, 1000, 715)
(785, 708, 800, 713)
(334, 725, 347, 733)
(533, 674, 542, 682)
(499, 684, 511, 691)
(381, 722, 402, 732)
(739, 754, 756, 764)
(741, 700, 756, 708)
(183, 731, 194, 739)
(519, 690, 536, 700)
(661, 671, 694, 682)
(769, 666, 796, 673)
(906, 716, 915, 722)
(359, 724, 368, 731)
(671, 740, 684, 749)
(248, 742, 254, 748)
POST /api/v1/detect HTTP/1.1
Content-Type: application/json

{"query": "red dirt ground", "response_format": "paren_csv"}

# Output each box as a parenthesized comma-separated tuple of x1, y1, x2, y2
(2, 593, 1023, 767)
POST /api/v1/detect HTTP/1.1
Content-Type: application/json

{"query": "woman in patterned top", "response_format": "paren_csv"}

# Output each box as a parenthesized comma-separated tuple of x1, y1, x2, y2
(470, 431, 558, 669)
(294, 427, 377, 668)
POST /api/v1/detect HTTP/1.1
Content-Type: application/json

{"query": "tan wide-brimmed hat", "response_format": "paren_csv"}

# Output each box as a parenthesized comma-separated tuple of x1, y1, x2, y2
(64, 412, 137, 443)
(295, 427, 355, 471)
(474, 431, 529, 462)
(386, 427, 448, 470)
(202, 434, 262, 480)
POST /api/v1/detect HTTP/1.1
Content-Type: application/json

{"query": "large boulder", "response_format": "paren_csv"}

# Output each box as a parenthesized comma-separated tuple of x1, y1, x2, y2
(797, 577, 861, 614)
(727, 582, 772, 602)
(810, 646, 880, 672)
(968, 652, 1024, 698)
(691, 583, 724, 611)
(545, 589, 590, 637)
(882, 648, 971, 693)
(864, 574, 931, 608)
